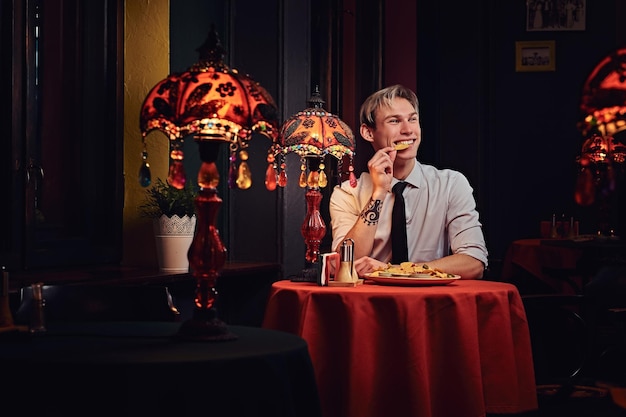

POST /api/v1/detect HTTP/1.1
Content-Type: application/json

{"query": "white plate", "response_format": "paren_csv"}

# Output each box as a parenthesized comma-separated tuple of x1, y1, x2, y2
(364, 274, 461, 286)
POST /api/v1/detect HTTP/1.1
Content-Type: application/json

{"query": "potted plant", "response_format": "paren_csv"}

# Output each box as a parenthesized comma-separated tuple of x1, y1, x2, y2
(140, 178, 198, 273)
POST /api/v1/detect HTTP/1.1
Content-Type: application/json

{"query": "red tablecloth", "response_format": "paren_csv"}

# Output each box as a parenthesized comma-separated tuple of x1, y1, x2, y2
(262, 279, 538, 417)
(501, 238, 585, 294)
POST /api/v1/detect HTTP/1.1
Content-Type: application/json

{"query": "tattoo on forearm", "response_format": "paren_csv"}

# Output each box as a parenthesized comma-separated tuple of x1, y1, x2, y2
(360, 198, 382, 225)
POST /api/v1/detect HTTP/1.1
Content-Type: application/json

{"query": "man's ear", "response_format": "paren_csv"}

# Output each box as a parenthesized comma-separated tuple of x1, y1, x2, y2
(360, 124, 374, 143)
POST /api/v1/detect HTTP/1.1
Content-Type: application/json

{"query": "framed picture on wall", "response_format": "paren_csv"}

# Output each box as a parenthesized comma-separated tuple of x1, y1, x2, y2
(526, 0, 586, 31)
(515, 40, 556, 72)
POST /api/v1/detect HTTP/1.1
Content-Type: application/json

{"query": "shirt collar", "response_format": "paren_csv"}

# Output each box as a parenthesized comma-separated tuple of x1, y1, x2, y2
(393, 161, 423, 189)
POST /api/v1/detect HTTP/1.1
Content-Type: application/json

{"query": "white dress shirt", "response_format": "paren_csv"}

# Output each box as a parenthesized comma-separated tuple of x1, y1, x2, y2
(329, 161, 489, 267)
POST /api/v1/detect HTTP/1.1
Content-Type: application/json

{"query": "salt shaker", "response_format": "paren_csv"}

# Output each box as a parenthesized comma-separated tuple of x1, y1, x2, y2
(568, 216, 576, 239)
(550, 213, 559, 239)
(336, 239, 358, 283)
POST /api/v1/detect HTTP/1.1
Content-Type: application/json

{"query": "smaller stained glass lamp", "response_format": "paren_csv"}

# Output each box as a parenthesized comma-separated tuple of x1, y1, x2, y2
(139, 26, 279, 341)
(268, 88, 356, 278)
(576, 48, 626, 235)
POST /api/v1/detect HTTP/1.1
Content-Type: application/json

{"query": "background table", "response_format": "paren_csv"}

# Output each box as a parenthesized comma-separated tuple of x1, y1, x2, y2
(262, 279, 538, 417)
(501, 238, 584, 294)
(0, 322, 321, 417)
(501, 238, 626, 294)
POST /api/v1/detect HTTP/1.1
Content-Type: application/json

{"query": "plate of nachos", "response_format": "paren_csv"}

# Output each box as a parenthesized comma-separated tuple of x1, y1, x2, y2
(363, 262, 461, 286)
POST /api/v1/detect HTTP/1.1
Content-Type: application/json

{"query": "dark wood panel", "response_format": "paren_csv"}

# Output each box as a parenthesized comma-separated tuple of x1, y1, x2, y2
(3, 0, 124, 271)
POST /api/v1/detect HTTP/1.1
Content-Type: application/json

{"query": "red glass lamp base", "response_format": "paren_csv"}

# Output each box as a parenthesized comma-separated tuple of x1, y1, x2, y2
(301, 188, 326, 264)
(176, 310, 237, 341)
(175, 151, 237, 342)
(290, 265, 319, 282)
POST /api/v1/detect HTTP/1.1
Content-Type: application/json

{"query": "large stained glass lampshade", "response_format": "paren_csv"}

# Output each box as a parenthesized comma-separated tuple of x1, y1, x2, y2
(138, 26, 278, 341)
(139, 25, 279, 190)
(269, 88, 356, 269)
(579, 47, 626, 139)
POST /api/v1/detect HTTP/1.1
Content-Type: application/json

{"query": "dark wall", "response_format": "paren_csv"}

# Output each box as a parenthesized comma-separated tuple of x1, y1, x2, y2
(490, 0, 621, 262)
(415, 0, 624, 268)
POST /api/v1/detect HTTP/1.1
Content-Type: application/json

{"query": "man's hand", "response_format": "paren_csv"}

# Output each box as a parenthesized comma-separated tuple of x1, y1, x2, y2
(354, 256, 388, 276)
(367, 146, 396, 199)
(326, 254, 387, 278)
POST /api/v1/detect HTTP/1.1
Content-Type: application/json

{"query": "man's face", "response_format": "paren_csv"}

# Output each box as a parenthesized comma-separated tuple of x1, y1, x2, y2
(368, 97, 421, 161)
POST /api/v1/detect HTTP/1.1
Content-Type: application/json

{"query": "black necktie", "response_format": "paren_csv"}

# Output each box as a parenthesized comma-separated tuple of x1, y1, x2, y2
(391, 181, 408, 264)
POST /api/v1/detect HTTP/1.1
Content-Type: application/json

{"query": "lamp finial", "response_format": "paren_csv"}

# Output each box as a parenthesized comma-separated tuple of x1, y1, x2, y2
(196, 24, 226, 65)
(308, 86, 326, 109)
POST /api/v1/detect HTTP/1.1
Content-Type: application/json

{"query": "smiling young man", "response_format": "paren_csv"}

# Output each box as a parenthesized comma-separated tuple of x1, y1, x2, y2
(329, 85, 488, 279)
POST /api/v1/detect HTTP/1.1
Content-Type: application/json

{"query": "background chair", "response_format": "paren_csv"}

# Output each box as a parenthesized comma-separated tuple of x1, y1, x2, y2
(522, 293, 589, 384)
(518, 270, 626, 415)
(583, 266, 626, 385)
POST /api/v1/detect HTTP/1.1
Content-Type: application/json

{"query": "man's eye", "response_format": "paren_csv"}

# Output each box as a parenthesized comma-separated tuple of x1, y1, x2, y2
(409, 116, 418, 122)
(388, 119, 399, 124)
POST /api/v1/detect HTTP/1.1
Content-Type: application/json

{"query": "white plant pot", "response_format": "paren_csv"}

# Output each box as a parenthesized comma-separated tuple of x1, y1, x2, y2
(153, 215, 196, 273)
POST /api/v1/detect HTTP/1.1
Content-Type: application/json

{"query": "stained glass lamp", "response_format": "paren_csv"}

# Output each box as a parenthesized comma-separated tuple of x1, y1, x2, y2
(576, 48, 626, 235)
(268, 88, 356, 278)
(139, 26, 279, 341)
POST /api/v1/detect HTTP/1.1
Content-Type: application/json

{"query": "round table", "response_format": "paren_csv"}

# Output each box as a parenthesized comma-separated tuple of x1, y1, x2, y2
(262, 279, 538, 417)
(0, 322, 321, 417)
(501, 238, 626, 294)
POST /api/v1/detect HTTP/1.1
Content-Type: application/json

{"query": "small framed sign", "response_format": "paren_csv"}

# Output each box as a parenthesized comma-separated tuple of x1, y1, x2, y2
(515, 40, 555, 72)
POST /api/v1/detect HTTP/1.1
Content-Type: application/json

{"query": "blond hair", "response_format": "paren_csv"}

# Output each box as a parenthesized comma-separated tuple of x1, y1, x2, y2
(359, 85, 419, 128)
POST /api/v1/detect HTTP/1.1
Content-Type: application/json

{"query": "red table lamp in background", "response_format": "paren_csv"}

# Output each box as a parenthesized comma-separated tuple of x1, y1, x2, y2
(268, 88, 356, 279)
(575, 48, 626, 236)
(139, 26, 279, 341)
